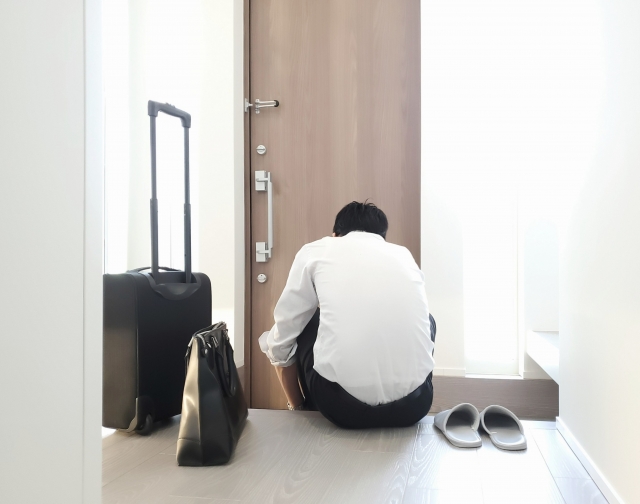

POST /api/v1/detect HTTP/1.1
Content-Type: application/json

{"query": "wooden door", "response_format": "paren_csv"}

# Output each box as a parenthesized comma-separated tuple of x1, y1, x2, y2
(248, 0, 421, 409)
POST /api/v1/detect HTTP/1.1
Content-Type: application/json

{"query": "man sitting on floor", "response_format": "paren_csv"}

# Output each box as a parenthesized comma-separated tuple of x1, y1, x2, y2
(259, 201, 435, 428)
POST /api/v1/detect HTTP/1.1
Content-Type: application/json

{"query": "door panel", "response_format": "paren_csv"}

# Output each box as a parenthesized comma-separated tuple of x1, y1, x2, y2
(249, 0, 421, 409)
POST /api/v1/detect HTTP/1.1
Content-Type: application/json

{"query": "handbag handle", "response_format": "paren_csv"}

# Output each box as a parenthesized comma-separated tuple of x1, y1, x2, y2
(187, 324, 239, 397)
(214, 333, 238, 397)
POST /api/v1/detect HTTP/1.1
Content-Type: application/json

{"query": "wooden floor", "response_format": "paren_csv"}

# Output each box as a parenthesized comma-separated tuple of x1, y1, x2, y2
(102, 410, 607, 504)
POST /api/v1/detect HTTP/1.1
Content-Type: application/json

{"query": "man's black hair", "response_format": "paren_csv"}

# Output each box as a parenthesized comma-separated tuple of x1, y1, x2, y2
(333, 201, 388, 239)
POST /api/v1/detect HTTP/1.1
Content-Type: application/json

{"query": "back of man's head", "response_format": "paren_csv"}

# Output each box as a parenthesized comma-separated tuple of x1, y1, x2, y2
(333, 201, 388, 239)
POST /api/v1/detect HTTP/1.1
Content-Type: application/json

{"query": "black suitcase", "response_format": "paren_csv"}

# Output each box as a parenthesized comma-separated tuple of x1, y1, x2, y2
(103, 101, 212, 434)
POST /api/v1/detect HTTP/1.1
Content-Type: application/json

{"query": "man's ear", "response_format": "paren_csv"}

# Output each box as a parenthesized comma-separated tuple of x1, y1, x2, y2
(332, 232, 337, 237)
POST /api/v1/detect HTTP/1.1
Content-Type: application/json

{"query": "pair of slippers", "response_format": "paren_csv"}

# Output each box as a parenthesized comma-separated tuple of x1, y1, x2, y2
(434, 403, 527, 451)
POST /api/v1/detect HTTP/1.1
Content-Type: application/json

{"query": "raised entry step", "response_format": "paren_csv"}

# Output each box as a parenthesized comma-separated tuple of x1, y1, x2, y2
(526, 330, 559, 384)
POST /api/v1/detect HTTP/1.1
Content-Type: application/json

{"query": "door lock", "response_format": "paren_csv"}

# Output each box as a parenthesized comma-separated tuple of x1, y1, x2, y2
(245, 98, 280, 114)
(257, 274, 267, 283)
(256, 144, 267, 155)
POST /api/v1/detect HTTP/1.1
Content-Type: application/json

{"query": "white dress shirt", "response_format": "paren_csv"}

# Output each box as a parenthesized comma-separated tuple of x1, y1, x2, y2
(259, 231, 435, 406)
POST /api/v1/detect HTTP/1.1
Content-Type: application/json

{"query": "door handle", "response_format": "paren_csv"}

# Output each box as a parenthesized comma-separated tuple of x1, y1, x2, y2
(255, 171, 273, 262)
(245, 98, 280, 114)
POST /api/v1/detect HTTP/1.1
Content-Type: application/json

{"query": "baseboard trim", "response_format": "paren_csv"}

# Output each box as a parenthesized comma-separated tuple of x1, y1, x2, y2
(556, 417, 624, 504)
(431, 376, 558, 420)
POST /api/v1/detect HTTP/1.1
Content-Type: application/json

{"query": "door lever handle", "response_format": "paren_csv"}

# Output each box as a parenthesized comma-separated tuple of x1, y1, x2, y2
(245, 98, 280, 114)
(255, 171, 273, 262)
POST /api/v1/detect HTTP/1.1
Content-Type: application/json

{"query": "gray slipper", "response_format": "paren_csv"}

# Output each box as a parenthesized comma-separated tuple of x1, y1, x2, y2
(480, 405, 527, 451)
(434, 403, 482, 448)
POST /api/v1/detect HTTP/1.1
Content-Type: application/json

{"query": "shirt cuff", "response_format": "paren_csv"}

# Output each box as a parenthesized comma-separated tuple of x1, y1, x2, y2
(258, 331, 298, 367)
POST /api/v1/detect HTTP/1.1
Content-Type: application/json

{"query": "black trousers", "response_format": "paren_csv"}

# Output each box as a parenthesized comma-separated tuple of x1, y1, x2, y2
(295, 309, 435, 429)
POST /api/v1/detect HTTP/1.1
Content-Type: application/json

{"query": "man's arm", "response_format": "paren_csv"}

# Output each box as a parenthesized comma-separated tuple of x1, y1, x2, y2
(275, 365, 305, 408)
(259, 244, 320, 383)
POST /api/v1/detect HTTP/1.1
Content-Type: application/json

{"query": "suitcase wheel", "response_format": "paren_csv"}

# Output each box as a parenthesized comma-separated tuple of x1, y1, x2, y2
(135, 414, 154, 436)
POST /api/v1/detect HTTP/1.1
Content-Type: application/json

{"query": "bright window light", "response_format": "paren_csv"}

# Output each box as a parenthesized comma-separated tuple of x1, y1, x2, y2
(461, 191, 518, 374)
(423, 0, 604, 374)
(145, 1, 204, 272)
(103, 0, 130, 274)
(103, 0, 204, 273)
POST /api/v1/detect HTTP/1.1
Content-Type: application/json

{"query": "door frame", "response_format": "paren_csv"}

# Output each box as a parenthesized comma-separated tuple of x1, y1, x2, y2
(243, 0, 254, 406)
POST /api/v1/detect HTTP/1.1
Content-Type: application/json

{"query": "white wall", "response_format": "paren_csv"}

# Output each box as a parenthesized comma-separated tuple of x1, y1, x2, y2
(199, 0, 245, 364)
(232, 0, 246, 366)
(0, 0, 103, 502)
(559, 1, 640, 502)
(421, 188, 466, 375)
(84, 1, 104, 500)
(119, 0, 245, 359)
(421, 0, 601, 377)
(519, 197, 561, 379)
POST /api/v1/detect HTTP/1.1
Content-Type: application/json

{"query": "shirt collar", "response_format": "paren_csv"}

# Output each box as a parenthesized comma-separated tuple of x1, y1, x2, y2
(341, 231, 385, 241)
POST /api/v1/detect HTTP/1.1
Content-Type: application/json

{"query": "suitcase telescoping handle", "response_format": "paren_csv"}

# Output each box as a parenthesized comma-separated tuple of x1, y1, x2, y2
(148, 101, 191, 128)
(148, 100, 193, 284)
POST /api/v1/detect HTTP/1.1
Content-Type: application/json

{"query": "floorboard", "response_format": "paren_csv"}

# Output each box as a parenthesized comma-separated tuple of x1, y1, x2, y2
(102, 417, 181, 486)
(532, 429, 591, 479)
(319, 450, 411, 504)
(102, 409, 605, 504)
(554, 477, 608, 504)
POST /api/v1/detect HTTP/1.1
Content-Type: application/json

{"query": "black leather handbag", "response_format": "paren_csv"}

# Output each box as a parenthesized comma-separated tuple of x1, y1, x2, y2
(177, 322, 248, 466)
